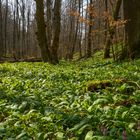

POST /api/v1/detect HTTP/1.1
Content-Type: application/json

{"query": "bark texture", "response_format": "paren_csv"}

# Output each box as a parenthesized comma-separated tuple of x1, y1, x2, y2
(35, 0, 51, 62)
(51, 0, 61, 64)
(123, 0, 140, 59)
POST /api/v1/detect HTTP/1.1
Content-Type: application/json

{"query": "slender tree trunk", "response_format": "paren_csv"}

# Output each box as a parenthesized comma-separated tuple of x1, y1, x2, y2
(4, 0, 8, 56)
(21, 0, 25, 59)
(27, 6, 31, 58)
(66, 0, 76, 60)
(0, 0, 3, 60)
(51, 0, 61, 64)
(16, 0, 20, 60)
(78, 0, 83, 58)
(84, 0, 88, 57)
(87, 0, 93, 58)
(104, 0, 108, 43)
(13, 10, 16, 60)
(69, 15, 79, 60)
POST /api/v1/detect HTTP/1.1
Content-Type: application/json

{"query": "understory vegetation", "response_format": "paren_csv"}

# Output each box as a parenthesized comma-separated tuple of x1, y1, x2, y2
(0, 53, 140, 140)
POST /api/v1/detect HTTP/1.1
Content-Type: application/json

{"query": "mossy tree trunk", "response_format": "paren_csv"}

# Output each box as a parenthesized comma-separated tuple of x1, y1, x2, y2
(123, 0, 140, 59)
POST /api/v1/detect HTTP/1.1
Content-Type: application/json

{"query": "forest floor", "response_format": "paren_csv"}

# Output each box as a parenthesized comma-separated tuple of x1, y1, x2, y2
(0, 52, 140, 139)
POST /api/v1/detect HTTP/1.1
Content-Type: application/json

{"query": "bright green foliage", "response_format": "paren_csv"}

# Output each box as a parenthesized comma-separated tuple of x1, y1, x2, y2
(0, 58, 140, 139)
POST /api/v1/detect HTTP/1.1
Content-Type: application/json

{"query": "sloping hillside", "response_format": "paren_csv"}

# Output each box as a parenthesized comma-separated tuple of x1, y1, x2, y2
(0, 56, 140, 139)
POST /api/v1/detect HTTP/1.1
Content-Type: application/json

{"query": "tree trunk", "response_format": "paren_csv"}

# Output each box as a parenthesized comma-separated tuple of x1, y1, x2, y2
(51, 0, 61, 64)
(46, 0, 52, 47)
(13, 10, 16, 60)
(0, 0, 4, 60)
(4, 0, 8, 56)
(35, 0, 51, 62)
(87, 0, 93, 58)
(104, 0, 122, 58)
(123, 0, 140, 59)
(78, 0, 83, 59)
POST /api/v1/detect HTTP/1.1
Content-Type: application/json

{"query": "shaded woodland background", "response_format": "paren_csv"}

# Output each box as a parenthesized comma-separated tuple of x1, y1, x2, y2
(0, 0, 140, 63)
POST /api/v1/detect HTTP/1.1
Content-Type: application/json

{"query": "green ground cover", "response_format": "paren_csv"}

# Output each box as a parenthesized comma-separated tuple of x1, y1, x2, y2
(0, 55, 140, 139)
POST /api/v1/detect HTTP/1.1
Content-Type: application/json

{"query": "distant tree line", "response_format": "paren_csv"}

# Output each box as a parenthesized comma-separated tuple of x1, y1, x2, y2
(0, 0, 140, 63)
(0, 0, 40, 61)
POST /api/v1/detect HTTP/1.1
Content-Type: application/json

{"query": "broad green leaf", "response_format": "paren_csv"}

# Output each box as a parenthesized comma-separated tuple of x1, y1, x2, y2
(0, 127, 6, 133)
(93, 99, 108, 106)
(128, 123, 136, 129)
(92, 136, 110, 140)
(36, 133, 44, 140)
(69, 118, 90, 131)
(85, 131, 93, 140)
(122, 111, 128, 119)
(55, 132, 64, 140)
(78, 124, 92, 134)
(18, 101, 27, 110)
(16, 132, 26, 139)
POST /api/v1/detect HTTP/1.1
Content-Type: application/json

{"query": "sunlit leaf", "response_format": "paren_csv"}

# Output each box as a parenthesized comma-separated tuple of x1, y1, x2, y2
(85, 131, 93, 140)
